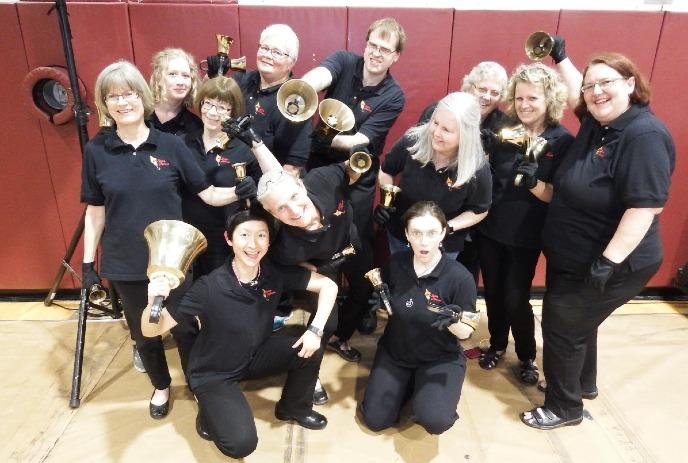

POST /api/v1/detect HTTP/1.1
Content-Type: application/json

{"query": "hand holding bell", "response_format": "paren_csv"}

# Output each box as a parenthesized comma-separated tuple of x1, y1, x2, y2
(365, 268, 393, 315)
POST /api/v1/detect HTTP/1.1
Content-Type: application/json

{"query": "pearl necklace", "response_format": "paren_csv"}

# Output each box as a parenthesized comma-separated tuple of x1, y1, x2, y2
(231, 260, 261, 287)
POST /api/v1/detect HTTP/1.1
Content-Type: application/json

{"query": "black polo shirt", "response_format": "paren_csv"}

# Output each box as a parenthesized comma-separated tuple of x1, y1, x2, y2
(80, 125, 209, 280)
(478, 124, 574, 249)
(381, 135, 492, 252)
(149, 107, 202, 138)
(168, 258, 310, 389)
(181, 132, 261, 247)
(379, 251, 477, 366)
(310, 51, 405, 166)
(268, 164, 356, 267)
(232, 71, 312, 168)
(543, 104, 675, 273)
(418, 103, 507, 134)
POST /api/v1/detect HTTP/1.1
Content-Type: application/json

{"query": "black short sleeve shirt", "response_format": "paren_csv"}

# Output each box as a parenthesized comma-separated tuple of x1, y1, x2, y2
(381, 135, 492, 252)
(478, 124, 574, 248)
(80, 125, 210, 280)
(543, 105, 675, 272)
(168, 258, 310, 389)
(311, 51, 405, 165)
(379, 251, 477, 366)
(148, 107, 203, 138)
(268, 164, 355, 266)
(233, 71, 312, 167)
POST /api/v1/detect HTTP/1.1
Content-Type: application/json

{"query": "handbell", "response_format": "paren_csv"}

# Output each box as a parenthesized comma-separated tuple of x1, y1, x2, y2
(525, 31, 554, 61)
(88, 284, 107, 304)
(229, 56, 247, 72)
(380, 184, 401, 208)
(232, 162, 251, 209)
(216, 34, 233, 55)
(144, 220, 207, 323)
(496, 124, 527, 148)
(331, 244, 356, 261)
(364, 268, 393, 315)
(276, 79, 318, 122)
(514, 137, 550, 187)
(314, 99, 355, 144)
(347, 151, 372, 176)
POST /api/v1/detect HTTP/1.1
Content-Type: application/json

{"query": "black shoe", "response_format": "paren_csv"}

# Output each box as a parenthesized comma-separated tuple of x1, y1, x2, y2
(196, 412, 211, 441)
(357, 310, 378, 335)
(313, 383, 329, 405)
(327, 340, 362, 363)
(519, 359, 539, 385)
(537, 380, 598, 400)
(521, 406, 583, 430)
(275, 406, 328, 430)
(149, 389, 170, 419)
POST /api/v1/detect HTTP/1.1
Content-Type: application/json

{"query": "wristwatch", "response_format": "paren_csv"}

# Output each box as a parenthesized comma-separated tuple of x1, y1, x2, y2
(307, 324, 324, 337)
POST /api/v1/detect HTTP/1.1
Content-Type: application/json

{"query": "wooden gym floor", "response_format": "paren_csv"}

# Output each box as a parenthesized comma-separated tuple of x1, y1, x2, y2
(1, 298, 687, 463)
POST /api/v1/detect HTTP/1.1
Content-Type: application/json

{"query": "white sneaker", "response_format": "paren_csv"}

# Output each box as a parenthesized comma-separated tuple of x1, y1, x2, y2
(133, 346, 146, 373)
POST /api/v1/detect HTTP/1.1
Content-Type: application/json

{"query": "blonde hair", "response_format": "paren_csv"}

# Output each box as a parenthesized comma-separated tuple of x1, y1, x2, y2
(367, 17, 406, 53)
(149, 48, 199, 109)
(505, 63, 568, 125)
(94, 60, 154, 127)
(406, 92, 485, 187)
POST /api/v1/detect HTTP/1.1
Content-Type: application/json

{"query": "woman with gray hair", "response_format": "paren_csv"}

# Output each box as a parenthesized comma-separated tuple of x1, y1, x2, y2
(475, 63, 574, 384)
(376, 91, 492, 258)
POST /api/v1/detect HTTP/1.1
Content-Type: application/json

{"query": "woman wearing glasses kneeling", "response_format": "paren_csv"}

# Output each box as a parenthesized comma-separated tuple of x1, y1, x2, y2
(142, 207, 337, 458)
(519, 39, 675, 430)
(360, 201, 479, 435)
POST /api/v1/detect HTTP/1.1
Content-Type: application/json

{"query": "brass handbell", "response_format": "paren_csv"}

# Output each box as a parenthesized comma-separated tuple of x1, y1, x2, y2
(496, 124, 527, 148)
(380, 184, 401, 208)
(331, 244, 356, 261)
(216, 34, 232, 55)
(88, 284, 107, 304)
(347, 151, 372, 176)
(144, 220, 207, 323)
(276, 79, 318, 122)
(525, 31, 554, 61)
(514, 137, 550, 187)
(200, 34, 247, 76)
(232, 162, 251, 209)
(314, 99, 355, 144)
(364, 268, 393, 315)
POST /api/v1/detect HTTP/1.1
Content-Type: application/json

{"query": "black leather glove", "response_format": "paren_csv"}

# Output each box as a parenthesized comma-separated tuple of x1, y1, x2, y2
(515, 159, 539, 189)
(82, 262, 101, 291)
(222, 116, 262, 147)
(550, 35, 567, 64)
(429, 304, 462, 331)
(206, 54, 229, 77)
(585, 254, 620, 293)
(480, 128, 498, 154)
(316, 255, 347, 275)
(234, 177, 257, 202)
(373, 205, 395, 227)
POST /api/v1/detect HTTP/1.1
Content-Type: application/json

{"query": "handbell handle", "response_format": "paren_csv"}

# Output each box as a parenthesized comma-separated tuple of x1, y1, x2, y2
(379, 288, 393, 316)
(149, 295, 164, 324)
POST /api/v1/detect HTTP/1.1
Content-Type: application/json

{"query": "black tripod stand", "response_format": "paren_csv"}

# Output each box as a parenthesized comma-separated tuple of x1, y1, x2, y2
(42, 0, 122, 408)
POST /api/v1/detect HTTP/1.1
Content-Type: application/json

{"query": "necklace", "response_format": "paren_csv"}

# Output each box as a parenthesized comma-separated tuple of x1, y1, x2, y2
(231, 259, 261, 287)
(413, 252, 442, 278)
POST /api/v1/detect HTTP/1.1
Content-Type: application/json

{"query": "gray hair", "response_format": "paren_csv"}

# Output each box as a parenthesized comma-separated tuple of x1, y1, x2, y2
(94, 60, 154, 127)
(460, 61, 508, 102)
(256, 169, 300, 205)
(406, 92, 485, 187)
(260, 24, 300, 62)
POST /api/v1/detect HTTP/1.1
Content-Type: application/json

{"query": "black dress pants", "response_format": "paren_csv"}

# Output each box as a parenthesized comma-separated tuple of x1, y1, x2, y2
(335, 240, 375, 342)
(542, 260, 660, 420)
(112, 279, 197, 390)
(194, 335, 324, 459)
(361, 345, 465, 435)
(476, 232, 541, 361)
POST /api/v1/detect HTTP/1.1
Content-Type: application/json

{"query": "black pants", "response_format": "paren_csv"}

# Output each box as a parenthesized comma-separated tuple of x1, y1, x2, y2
(335, 240, 375, 342)
(361, 345, 464, 435)
(476, 232, 541, 361)
(194, 335, 324, 459)
(542, 260, 660, 420)
(112, 279, 197, 390)
(458, 230, 481, 286)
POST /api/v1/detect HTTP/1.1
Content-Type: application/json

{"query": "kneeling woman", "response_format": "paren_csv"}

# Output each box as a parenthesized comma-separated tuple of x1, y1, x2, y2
(142, 207, 338, 459)
(360, 201, 479, 435)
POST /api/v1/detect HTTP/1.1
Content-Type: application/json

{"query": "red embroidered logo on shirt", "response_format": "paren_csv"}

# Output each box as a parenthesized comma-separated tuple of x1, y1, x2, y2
(446, 177, 454, 188)
(424, 289, 444, 306)
(262, 288, 276, 300)
(215, 155, 231, 165)
(360, 100, 372, 113)
(255, 102, 266, 116)
(544, 150, 554, 158)
(333, 200, 346, 216)
(149, 156, 170, 170)
(595, 146, 605, 158)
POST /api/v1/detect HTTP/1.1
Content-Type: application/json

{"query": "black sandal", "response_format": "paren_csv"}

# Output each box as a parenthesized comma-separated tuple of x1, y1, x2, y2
(519, 359, 539, 385)
(521, 406, 583, 430)
(478, 348, 504, 370)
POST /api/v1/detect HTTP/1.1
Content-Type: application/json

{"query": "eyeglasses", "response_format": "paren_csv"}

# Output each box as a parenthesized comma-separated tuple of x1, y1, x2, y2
(256, 170, 294, 199)
(472, 84, 501, 99)
(365, 41, 396, 57)
(104, 91, 139, 105)
(201, 100, 231, 115)
(257, 44, 290, 60)
(580, 78, 625, 94)
(407, 229, 443, 240)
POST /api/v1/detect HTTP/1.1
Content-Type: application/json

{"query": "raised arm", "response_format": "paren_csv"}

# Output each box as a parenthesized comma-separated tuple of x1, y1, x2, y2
(301, 66, 334, 93)
(550, 36, 583, 110)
